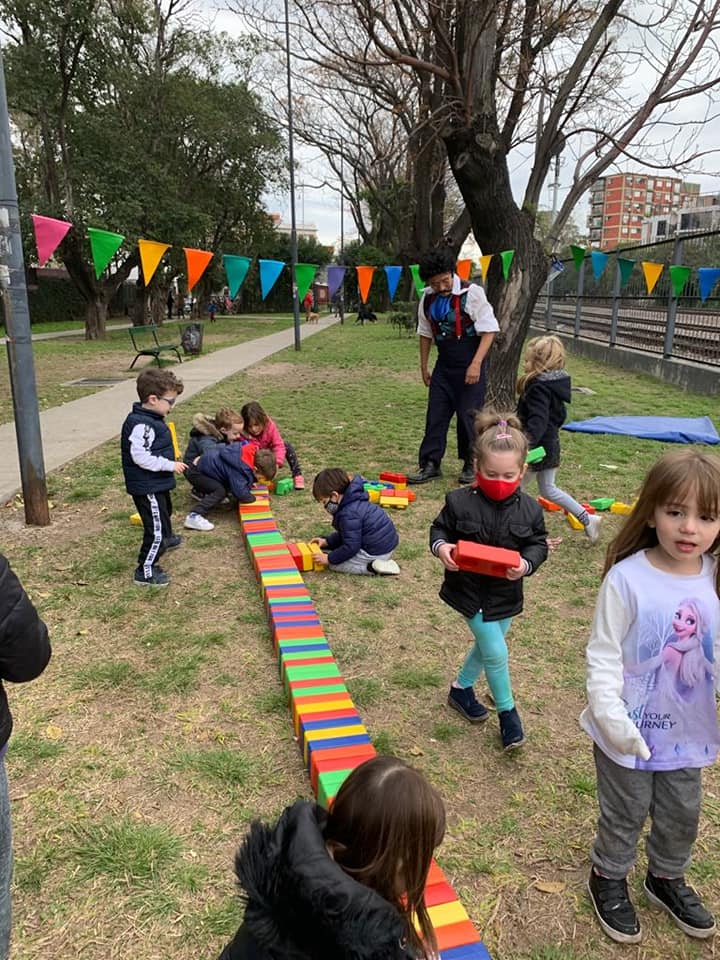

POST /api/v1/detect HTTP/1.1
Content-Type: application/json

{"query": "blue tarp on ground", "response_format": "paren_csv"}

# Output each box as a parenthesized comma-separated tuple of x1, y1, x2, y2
(562, 416, 720, 445)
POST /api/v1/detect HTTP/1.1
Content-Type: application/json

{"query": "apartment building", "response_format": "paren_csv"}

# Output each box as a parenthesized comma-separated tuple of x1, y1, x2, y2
(641, 192, 720, 244)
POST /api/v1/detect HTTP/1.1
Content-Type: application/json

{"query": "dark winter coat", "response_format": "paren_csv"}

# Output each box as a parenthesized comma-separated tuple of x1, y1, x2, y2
(430, 485, 548, 621)
(517, 370, 572, 472)
(0, 555, 52, 750)
(218, 801, 415, 960)
(325, 475, 399, 565)
(183, 414, 226, 465)
(120, 403, 176, 495)
(197, 445, 255, 500)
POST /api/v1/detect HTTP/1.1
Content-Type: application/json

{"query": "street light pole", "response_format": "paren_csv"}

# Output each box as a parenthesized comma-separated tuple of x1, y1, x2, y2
(339, 144, 345, 324)
(284, 0, 301, 351)
(0, 49, 50, 525)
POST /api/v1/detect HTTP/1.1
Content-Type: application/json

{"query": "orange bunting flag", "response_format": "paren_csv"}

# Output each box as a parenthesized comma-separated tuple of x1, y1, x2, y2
(356, 265, 375, 304)
(184, 248, 214, 293)
(456, 259, 473, 281)
(138, 239, 171, 285)
(479, 254, 493, 282)
(641, 261, 664, 296)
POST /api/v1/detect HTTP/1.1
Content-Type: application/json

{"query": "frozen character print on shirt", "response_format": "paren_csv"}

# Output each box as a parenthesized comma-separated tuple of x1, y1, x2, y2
(624, 597, 718, 768)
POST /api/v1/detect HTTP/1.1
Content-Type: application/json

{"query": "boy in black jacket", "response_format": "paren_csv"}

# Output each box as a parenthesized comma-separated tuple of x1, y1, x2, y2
(121, 368, 187, 587)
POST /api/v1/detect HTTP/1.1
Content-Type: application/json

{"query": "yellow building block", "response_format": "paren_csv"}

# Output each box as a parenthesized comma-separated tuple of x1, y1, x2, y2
(303, 724, 368, 763)
(610, 501, 634, 515)
(167, 420, 181, 458)
(308, 541, 328, 573)
(380, 495, 409, 510)
(426, 900, 470, 927)
(567, 513, 584, 530)
(130, 512, 142, 525)
(367, 489, 381, 503)
(297, 542, 314, 572)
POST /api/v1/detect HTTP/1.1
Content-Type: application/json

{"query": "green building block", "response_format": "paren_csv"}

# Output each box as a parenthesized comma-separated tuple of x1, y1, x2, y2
(526, 446, 546, 464)
(290, 683, 349, 699)
(274, 477, 294, 496)
(246, 532, 285, 545)
(588, 497, 616, 511)
(317, 769, 353, 809)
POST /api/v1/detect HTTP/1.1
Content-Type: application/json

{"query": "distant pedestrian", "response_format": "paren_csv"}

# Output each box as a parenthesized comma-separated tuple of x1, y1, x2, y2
(303, 290, 314, 322)
(166, 288, 174, 320)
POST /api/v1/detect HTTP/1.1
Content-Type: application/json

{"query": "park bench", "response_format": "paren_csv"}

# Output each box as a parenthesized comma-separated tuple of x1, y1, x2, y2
(128, 325, 183, 369)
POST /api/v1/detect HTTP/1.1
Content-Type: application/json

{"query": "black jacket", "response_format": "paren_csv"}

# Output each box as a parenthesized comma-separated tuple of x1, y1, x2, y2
(517, 370, 572, 471)
(0, 555, 52, 750)
(325, 475, 399, 566)
(218, 801, 414, 960)
(182, 413, 225, 466)
(120, 403, 176, 495)
(430, 486, 548, 621)
(197, 445, 255, 500)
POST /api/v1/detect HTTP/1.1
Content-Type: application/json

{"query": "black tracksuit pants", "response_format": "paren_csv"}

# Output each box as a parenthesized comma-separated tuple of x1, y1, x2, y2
(133, 490, 173, 575)
(185, 465, 227, 516)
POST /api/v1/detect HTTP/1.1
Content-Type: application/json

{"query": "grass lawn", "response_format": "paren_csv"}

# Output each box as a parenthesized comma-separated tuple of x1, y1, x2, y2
(2, 319, 720, 959)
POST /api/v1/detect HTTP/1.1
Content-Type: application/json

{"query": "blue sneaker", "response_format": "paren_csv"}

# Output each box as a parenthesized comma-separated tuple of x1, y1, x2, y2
(447, 685, 489, 724)
(499, 707, 526, 750)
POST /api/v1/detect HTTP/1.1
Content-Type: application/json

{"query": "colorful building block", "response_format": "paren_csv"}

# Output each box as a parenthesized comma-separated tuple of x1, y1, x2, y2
(526, 445, 546, 464)
(579, 502, 597, 514)
(537, 496, 563, 512)
(566, 513, 584, 530)
(275, 477, 294, 496)
(588, 497, 615, 511)
(379, 471, 408, 485)
(454, 541, 521, 577)
(379, 495, 409, 509)
(610, 501, 635, 515)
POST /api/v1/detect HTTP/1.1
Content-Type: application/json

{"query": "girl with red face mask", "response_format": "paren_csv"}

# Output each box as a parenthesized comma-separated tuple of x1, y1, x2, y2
(430, 411, 548, 750)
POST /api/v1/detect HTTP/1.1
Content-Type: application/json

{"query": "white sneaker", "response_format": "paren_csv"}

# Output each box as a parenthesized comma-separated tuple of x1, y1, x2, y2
(584, 514, 601, 544)
(184, 512, 214, 531)
(371, 558, 400, 576)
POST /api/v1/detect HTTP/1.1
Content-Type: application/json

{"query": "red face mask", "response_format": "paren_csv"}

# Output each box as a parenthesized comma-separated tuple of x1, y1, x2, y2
(474, 474, 521, 501)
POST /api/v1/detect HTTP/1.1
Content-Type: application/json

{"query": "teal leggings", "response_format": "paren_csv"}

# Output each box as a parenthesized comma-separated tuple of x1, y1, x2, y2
(456, 612, 514, 712)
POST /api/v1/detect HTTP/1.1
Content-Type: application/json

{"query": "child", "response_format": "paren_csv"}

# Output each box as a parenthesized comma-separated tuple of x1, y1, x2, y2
(183, 408, 245, 531)
(310, 469, 400, 576)
(217, 755, 446, 960)
(517, 335, 601, 544)
(121, 369, 187, 588)
(195, 444, 276, 506)
(582, 449, 720, 944)
(241, 401, 305, 490)
(430, 412, 548, 750)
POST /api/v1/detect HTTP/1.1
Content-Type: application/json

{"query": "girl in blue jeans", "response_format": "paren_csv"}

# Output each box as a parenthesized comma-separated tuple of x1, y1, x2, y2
(430, 411, 548, 750)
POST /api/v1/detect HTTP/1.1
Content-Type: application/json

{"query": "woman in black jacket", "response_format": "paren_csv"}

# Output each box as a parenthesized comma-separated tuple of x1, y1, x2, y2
(0, 553, 52, 959)
(218, 756, 446, 960)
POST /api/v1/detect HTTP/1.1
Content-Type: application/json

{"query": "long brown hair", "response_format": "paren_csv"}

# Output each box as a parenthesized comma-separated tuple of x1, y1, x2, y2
(604, 449, 720, 594)
(325, 756, 446, 958)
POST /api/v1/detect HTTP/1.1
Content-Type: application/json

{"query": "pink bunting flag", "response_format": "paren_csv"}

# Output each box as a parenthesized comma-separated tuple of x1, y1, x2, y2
(31, 214, 72, 267)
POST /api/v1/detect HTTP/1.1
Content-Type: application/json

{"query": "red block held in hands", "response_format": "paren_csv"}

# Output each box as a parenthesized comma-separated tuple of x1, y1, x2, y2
(454, 540, 521, 578)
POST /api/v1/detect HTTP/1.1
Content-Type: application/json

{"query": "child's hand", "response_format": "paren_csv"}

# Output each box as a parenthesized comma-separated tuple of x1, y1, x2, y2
(310, 537, 328, 548)
(437, 543, 459, 571)
(506, 558, 529, 580)
(174, 461, 188, 474)
(313, 552, 329, 567)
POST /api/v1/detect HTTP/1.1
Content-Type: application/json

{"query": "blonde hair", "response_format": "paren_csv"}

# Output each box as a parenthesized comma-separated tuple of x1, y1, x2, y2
(215, 407, 243, 431)
(473, 410, 528, 471)
(517, 335, 566, 394)
(604, 449, 720, 595)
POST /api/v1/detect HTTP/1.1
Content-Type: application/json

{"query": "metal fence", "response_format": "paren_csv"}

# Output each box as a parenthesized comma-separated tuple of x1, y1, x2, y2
(534, 229, 720, 366)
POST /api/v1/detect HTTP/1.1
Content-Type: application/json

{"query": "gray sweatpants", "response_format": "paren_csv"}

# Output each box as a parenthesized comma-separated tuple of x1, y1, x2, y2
(329, 548, 393, 575)
(522, 468, 589, 524)
(591, 744, 701, 879)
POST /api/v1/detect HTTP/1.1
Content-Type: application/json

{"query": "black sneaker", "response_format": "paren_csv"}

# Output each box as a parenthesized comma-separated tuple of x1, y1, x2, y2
(407, 462, 442, 485)
(133, 567, 170, 588)
(447, 685, 489, 723)
(238, 492, 256, 504)
(458, 462, 475, 485)
(163, 534, 183, 551)
(588, 870, 641, 943)
(190, 488, 203, 502)
(498, 707, 526, 750)
(644, 873, 716, 938)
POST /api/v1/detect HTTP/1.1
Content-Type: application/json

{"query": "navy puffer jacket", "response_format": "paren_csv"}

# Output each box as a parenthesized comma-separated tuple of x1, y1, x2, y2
(325, 475, 399, 565)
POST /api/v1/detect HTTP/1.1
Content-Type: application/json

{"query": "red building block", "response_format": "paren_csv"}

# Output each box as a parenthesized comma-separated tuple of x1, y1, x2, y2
(379, 471, 408, 484)
(454, 541, 521, 578)
(537, 496, 563, 512)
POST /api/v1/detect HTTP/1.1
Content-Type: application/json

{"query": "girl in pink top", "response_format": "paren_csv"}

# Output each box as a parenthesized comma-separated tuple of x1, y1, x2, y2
(241, 401, 305, 490)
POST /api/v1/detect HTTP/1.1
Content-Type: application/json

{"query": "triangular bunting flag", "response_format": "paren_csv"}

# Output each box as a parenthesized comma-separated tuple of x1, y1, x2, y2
(500, 250, 514, 281)
(31, 214, 72, 267)
(259, 259, 285, 300)
(295, 263, 318, 303)
(327, 265, 346, 300)
(138, 239, 171, 285)
(641, 261, 663, 296)
(617, 258, 635, 287)
(356, 265, 375, 304)
(698, 267, 720, 303)
(456, 259, 473, 281)
(668, 265, 691, 299)
(570, 245, 586, 270)
(384, 265, 402, 301)
(88, 227, 124, 279)
(409, 264, 424, 298)
(223, 255, 252, 298)
(184, 248, 214, 293)
(479, 254, 493, 282)
(591, 250, 609, 281)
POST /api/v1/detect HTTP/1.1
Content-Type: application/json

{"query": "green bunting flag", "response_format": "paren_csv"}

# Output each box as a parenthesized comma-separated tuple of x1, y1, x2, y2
(223, 255, 252, 298)
(409, 264, 424, 298)
(88, 227, 124, 279)
(500, 250, 514, 281)
(295, 263, 318, 303)
(570, 245, 586, 271)
(617, 257, 635, 287)
(669, 265, 691, 298)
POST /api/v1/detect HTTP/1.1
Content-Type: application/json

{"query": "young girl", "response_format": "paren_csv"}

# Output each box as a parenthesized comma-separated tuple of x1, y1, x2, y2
(582, 449, 720, 944)
(430, 412, 548, 750)
(311, 469, 400, 575)
(217, 756, 446, 960)
(182, 408, 245, 531)
(241, 401, 305, 490)
(517, 335, 601, 544)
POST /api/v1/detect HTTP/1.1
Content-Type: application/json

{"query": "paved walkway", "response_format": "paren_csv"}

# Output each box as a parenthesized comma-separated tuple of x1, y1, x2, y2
(0, 317, 337, 505)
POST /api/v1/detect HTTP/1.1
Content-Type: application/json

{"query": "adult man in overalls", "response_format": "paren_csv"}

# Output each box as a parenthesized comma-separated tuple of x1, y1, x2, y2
(408, 248, 499, 485)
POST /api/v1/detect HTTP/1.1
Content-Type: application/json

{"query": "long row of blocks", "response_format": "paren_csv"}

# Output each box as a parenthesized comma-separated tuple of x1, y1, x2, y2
(238, 485, 490, 960)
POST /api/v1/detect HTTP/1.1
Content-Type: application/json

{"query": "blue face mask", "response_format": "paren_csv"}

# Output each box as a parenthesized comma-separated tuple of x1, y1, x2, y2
(324, 500, 339, 516)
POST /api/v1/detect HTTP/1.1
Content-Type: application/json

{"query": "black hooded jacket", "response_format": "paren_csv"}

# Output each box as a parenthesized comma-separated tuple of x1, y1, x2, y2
(516, 370, 572, 471)
(218, 801, 414, 960)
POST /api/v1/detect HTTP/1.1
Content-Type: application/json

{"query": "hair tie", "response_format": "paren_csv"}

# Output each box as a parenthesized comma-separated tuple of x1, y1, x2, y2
(496, 419, 512, 440)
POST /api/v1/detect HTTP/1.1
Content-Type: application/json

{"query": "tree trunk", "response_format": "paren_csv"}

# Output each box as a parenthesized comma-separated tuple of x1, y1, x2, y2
(85, 298, 108, 339)
(444, 120, 547, 408)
